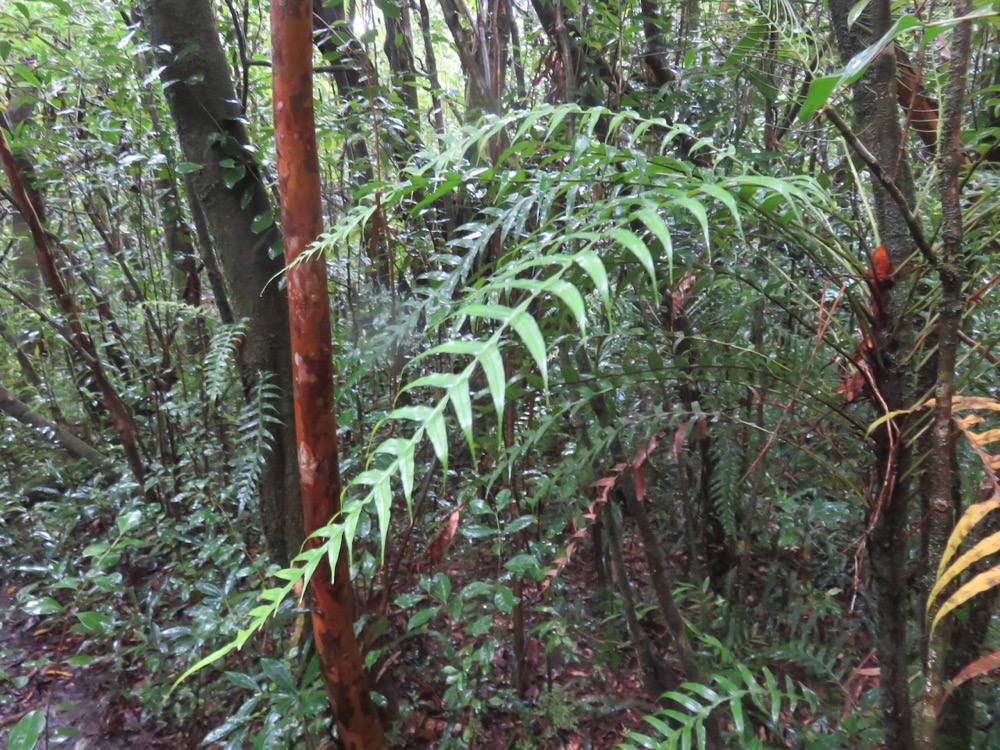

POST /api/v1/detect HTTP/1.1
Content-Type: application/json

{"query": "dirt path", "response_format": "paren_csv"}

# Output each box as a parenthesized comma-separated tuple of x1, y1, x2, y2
(0, 587, 174, 750)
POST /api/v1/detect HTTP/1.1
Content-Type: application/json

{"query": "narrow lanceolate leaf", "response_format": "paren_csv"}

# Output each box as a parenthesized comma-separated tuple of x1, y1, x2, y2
(375, 479, 392, 558)
(634, 206, 674, 282)
(509, 309, 548, 388)
(575, 250, 611, 321)
(404, 372, 461, 392)
(479, 342, 506, 426)
(416, 339, 487, 359)
(399, 442, 415, 510)
(930, 566, 1000, 636)
(425, 406, 449, 473)
(927, 530, 1000, 613)
(669, 194, 710, 251)
(545, 278, 587, 333)
(462, 303, 514, 324)
(609, 228, 657, 294)
(950, 395, 1000, 412)
(968, 426, 1000, 447)
(504, 278, 587, 334)
(374, 439, 415, 506)
(389, 404, 435, 424)
(698, 183, 742, 237)
(937, 650, 1000, 716)
(934, 491, 1000, 581)
(728, 684, 746, 734)
(449, 376, 476, 464)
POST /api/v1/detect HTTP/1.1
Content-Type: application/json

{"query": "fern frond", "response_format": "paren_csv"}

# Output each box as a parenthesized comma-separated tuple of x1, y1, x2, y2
(621, 666, 816, 750)
(203, 319, 249, 402)
(230, 374, 280, 515)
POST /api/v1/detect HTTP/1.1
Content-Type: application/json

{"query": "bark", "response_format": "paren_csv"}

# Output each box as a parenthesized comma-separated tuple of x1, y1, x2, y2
(0, 383, 107, 466)
(383, 0, 420, 114)
(0, 105, 57, 412)
(185, 181, 234, 325)
(271, 2, 387, 746)
(0, 107, 43, 308)
(920, 5, 981, 748)
(417, 0, 446, 135)
(504, 5, 526, 103)
(142, 0, 303, 564)
(312, 0, 377, 178)
(603, 500, 673, 698)
(828, 0, 923, 747)
(436, 0, 497, 118)
(529, 0, 624, 108)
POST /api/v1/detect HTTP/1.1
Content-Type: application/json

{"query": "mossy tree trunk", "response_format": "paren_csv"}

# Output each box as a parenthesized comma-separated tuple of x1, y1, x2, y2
(142, 0, 303, 564)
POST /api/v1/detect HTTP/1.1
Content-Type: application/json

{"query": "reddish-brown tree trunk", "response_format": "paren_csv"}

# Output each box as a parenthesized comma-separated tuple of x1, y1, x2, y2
(270, 2, 387, 748)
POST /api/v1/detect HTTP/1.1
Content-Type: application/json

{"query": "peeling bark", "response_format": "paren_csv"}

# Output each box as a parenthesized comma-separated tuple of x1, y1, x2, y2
(271, 2, 387, 747)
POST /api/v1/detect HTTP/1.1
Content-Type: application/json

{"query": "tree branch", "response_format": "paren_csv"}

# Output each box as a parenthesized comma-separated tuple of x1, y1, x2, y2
(823, 105, 936, 266)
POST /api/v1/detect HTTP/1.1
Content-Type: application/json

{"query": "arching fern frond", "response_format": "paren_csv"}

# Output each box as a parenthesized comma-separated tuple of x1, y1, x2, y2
(171, 103, 840, 689)
(622, 665, 817, 750)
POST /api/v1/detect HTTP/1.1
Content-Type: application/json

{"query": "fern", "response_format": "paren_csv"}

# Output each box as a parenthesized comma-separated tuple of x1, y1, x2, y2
(173, 103, 841, 688)
(203, 319, 249, 402)
(766, 601, 851, 686)
(621, 664, 816, 750)
(229, 375, 281, 515)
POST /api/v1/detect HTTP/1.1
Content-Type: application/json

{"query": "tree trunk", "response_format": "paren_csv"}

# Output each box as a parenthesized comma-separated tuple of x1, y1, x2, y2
(920, 4, 984, 748)
(0, 382, 107, 466)
(383, 0, 420, 114)
(828, 0, 923, 747)
(271, 2, 387, 747)
(142, 0, 303, 564)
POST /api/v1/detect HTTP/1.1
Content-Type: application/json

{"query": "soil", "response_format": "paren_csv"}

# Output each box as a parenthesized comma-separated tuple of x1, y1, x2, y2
(0, 587, 179, 750)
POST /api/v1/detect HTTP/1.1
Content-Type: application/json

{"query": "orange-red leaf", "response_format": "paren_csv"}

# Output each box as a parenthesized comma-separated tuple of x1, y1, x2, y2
(871, 245, 894, 287)
(936, 650, 1000, 716)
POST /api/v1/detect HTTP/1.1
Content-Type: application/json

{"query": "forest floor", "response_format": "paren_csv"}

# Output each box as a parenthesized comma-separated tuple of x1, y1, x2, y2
(0, 532, 654, 749)
(389, 538, 657, 749)
(0, 587, 181, 749)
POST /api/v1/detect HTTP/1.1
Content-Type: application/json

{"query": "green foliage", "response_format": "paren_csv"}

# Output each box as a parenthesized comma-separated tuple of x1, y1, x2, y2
(306, 102, 838, 583)
(621, 665, 815, 750)
(204, 319, 249, 402)
(4, 0, 1000, 746)
(7, 710, 44, 750)
(232, 374, 283, 514)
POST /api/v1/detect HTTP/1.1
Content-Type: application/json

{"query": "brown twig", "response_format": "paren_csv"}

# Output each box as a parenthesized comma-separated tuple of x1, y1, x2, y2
(823, 105, 936, 266)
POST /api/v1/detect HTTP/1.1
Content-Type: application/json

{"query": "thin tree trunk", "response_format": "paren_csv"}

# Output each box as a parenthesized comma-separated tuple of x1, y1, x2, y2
(383, 0, 420, 114)
(0, 127, 149, 497)
(271, 2, 387, 747)
(602, 500, 671, 698)
(920, 4, 981, 748)
(417, 0, 446, 135)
